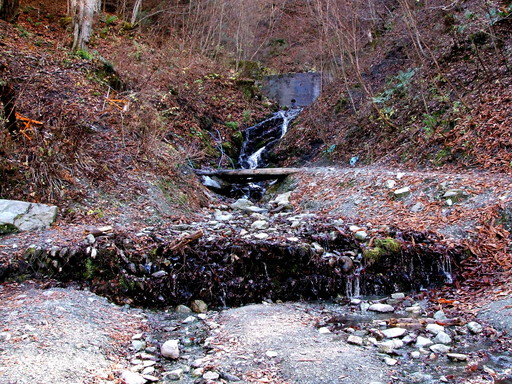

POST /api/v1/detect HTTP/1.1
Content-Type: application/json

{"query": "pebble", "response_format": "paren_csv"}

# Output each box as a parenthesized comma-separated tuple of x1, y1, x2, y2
(132, 340, 146, 352)
(220, 371, 242, 382)
(120, 370, 146, 384)
(161, 340, 180, 359)
(433, 331, 452, 344)
(410, 351, 421, 359)
(382, 328, 407, 338)
(384, 180, 396, 189)
(182, 316, 196, 324)
(254, 233, 269, 240)
(347, 335, 364, 346)
(354, 231, 368, 241)
(151, 270, 167, 278)
(191, 300, 208, 313)
(467, 321, 483, 334)
(391, 292, 405, 299)
(251, 220, 269, 230)
(415, 336, 433, 348)
(191, 368, 204, 377)
(265, 350, 278, 358)
(426, 324, 444, 335)
(378, 339, 403, 354)
(433, 310, 448, 321)
(429, 344, 451, 354)
(318, 327, 331, 334)
(203, 371, 220, 380)
(447, 353, 469, 361)
(175, 305, 192, 313)
(164, 369, 183, 380)
(368, 303, 395, 313)
(394, 187, 411, 198)
(384, 357, 398, 366)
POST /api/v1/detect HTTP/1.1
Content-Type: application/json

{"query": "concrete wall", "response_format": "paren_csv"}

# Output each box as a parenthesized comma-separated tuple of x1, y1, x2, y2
(262, 72, 322, 107)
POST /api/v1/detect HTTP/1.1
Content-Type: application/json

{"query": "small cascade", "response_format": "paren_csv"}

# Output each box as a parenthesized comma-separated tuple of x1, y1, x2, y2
(239, 108, 302, 169)
(441, 254, 453, 284)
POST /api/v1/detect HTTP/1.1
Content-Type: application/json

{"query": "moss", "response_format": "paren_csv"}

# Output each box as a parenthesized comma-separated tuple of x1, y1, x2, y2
(374, 237, 401, 253)
(237, 61, 263, 79)
(0, 223, 18, 235)
(363, 247, 384, 265)
(84, 258, 97, 280)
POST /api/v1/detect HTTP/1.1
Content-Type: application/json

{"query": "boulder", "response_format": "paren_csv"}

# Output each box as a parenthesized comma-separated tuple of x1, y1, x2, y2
(0, 199, 57, 233)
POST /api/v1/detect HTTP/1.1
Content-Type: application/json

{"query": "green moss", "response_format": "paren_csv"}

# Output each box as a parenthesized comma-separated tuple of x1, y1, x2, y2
(0, 223, 18, 235)
(84, 258, 97, 279)
(374, 237, 401, 253)
(363, 247, 384, 265)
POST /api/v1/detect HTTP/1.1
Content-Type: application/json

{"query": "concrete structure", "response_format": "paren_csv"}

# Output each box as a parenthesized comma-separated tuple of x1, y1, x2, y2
(262, 72, 322, 107)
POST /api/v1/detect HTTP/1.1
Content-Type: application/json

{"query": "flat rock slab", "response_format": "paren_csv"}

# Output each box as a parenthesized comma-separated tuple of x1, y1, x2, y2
(0, 199, 57, 232)
(207, 303, 389, 384)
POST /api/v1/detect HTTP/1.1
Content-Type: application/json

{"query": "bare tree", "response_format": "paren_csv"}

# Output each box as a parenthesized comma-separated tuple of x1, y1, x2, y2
(130, 0, 142, 25)
(70, 0, 100, 52)
(0, 0, 19, 21)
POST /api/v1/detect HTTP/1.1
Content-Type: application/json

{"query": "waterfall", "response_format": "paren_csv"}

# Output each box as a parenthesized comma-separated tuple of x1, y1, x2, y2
(239, 108, 302, 169)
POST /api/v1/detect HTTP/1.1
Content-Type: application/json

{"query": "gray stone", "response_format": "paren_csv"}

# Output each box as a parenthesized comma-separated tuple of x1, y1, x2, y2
(447, 353, 469, 361)
(426, 324, 444, 335)
(410, 202, 425, 213)
(246, 206, 268, 214)
(384, 357, 398, 366)
(391, 292, 405, 300)
(164, 369, 183, 381)
(409, 372, 433, 383)
(368, 303, 395, 313)
(354, 231, 368, 241)
(254, 233, 269, 240)
(220, 371, 242, 382)
(467, 321, 483, 334)
(175, 304, 192, 313)
(272, 192, 292, 206)
(378, 339, 403, 354)
(230, 198, 253, 211)
(433, 310, 448, 321)
(191, 368, 204, 377)
(251, 220, 269, 230)
(429, 344, 451, 354)
(151, 270, 167, 278)
(415, 336, 433, 348)
(0, 199, 58, 232)
(443, 189, 466, 201)
(132, 340, 146, 352)
(214, 210, 234, 221)
(382, 328, 407, 338)
(120, 371, 146, 384)
(347, 335, 364, 346)
(161, 340, 180, 359)
(191, 300, 208, 313)
(433, 331, 452, 344)
(384, 180, 396, 189)
(410, 351, 421, 359)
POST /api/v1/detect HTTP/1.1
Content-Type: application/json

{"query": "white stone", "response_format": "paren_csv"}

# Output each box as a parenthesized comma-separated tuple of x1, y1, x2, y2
(433, 310, 448, 320)
(430, 344, 451, 354)
(318, 327, 331, 334)
(405, 305, 422, 314)
(410, 351, 421, 359)
(272, 192, 292, 206)
(161, 340, 180, 359)
(382, 328, 407, 338)
(349, 225, 362, 232)
(394, 187, 411, 198)
(467, 322, 483, 334)
(350, 298, 362, 305)
(191, 368, 204, 377)
(368, 303, 395, 313)
(0, 199, 58, 232)
(191, 299, 208, 313)
(265, 350, 278, 358)
(203, 371, 220, 380)
(230, 198, 253, 211)
(402, 335, 415, 345)
(120, 371, 146, 384)
(447, 353, 468, 361)
(182, 316, 196, 324)
(384, 357, 398, 366)
(391, 292, 405, 299)
(384, 180, 396, 189)
(426, 323, 445, 335)
(254, 233, 269, 240)
(433, 331, 452, 344)
(251, 220, 269, 230)
(347, 335, 364, 346)
(415, 336, 433, 348)
(151, 270, 167, 278)
(378, 339, 403, 354)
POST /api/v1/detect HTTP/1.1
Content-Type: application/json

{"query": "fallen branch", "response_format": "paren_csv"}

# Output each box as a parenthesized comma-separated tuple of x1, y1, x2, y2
(167, 230, 204, 253)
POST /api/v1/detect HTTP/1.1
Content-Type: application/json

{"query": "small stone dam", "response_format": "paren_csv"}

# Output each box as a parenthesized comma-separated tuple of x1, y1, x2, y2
(1, 219, 464, 308)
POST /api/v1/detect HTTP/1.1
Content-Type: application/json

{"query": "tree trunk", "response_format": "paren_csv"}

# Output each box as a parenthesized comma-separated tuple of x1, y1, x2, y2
(130, 0, 142, 25)
(0, 0, 20, 21)
(0, 81, 18, 136)
(71, 0, 99, 52)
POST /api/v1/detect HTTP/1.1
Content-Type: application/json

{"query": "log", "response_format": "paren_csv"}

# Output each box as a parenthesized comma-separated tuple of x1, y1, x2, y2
(195, 168, 300, 181)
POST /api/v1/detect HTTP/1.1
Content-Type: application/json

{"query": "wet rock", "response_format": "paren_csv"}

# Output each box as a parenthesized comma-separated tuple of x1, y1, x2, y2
(203, 371, 220, 380)
(433, 310, 448, 321)
(447, 353, 469, 362)
(433, 331, 452, 344)
(220, 371, 242, 382)
(415, 336, 433, 348)
(161, 340, 180, 359)
(164, 369, 183, 381)
(391, 292, 405, 300)
(191, 300, 208, 313)
(0, 199, 58, 232)
(175, 305, 192, 313)
(430, 344, 451, 354)
(347, 335, 364, 346)
(151, 271, 167, 278)
(85, 234, 95, 245)
(120, 370, 146, 384)
(467, 321, 483, 334)
(368, 303, 394, 313)
(382, 328, 407, 338)
(426, 324, 444, 335)
(354, 231, 368, 241)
